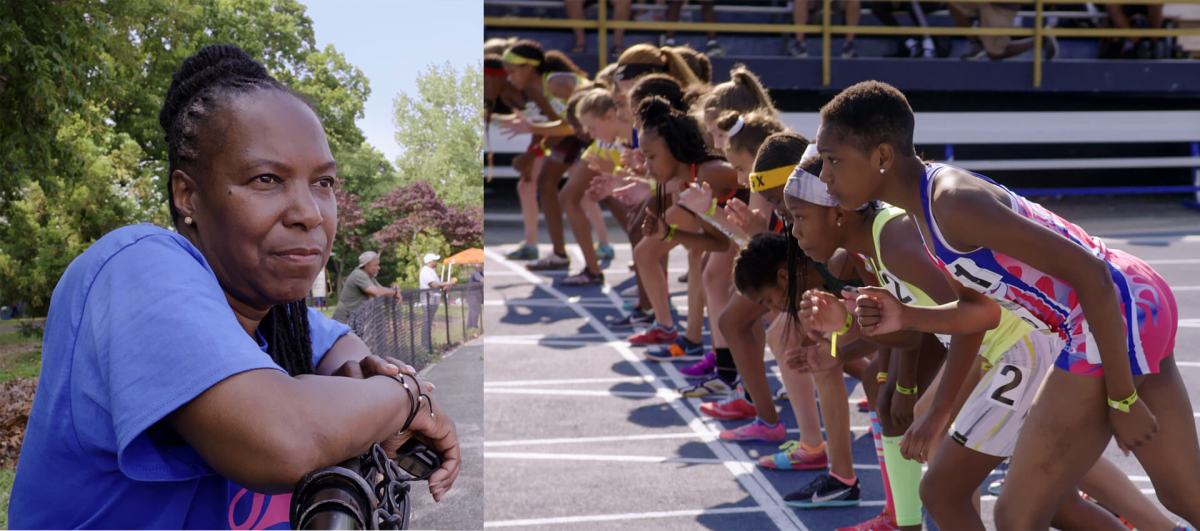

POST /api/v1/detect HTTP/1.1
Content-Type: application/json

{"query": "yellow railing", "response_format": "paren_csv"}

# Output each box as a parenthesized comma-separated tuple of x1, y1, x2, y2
(484, 0, 1200, 88)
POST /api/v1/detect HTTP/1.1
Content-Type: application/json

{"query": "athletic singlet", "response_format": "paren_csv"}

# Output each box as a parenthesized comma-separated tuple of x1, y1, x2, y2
(816, 262, 863, 294)
(584, 139, 624, 170)
(858, 205, 1032, 364)
(917, 163, 1177, 376)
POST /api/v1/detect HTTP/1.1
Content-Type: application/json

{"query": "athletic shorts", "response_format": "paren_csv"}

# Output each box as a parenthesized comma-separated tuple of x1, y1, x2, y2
(1058, 248, 1178, 377)
(950, 330, 1060, 457)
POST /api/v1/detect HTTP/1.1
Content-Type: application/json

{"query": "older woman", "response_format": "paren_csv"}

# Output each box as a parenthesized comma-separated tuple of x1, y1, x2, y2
(8, 44, 459, 529)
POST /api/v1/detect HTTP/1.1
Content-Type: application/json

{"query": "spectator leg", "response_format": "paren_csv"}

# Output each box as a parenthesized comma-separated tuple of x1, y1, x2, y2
(700, 0, 717, 41)
(565, 0, 587, 52)
(664, 0, 683, 40)
(842, 0, 860, 44)
(792, 0, 810, 44)
(1106, 3, 1136, 52)
(612, 0, 632, 50)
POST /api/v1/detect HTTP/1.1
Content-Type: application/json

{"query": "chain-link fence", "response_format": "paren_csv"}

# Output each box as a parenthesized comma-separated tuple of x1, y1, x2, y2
(343, 283, 483, 371)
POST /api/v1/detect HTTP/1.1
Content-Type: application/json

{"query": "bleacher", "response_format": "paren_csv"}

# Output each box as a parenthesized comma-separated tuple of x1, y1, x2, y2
(485, 0, 1200, 203)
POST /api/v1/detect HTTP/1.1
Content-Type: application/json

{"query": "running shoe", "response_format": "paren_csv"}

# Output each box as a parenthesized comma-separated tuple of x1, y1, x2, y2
(595, 243, 616, 261)
(720, 418, 786, 443)
(857, 397, 870, 413)
(610, 308, 653, 328)
(505, 244, 538, 261)
(758, 440, 829, 471)
(645, 337, 704, 362)
(560, 269, 604, 287)
(699, 394, 755, 420)
(841, 41, 858, 58)
(786, 39, 808, 58)
(679, 350, 717, 378)
(526, 253, 569, 271)
(628, 323, 678, 346)
(987, 478, 1004, 496)
(679, 376, 734, 398)
(784, 474, 861, 508)
(706, 39, 724, 58)
(836, 511, 900, 531)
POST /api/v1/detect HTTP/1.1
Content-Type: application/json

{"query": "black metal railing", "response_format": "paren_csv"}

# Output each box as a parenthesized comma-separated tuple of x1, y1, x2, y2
(344, 284, 483, 371)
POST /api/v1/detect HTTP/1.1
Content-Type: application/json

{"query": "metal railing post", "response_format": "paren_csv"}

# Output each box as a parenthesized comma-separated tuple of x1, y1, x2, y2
(821, 0, 832, 87)
(1034, 0, 1045, 88)
(443, 290, 451, 348)
(598, 0, 608, 69)
(408, 295, 417, 367)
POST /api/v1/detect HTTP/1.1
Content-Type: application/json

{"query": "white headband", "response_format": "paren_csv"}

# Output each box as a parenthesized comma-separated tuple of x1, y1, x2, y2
(725, 116, 745, 138)
(784, 163, 837, 207)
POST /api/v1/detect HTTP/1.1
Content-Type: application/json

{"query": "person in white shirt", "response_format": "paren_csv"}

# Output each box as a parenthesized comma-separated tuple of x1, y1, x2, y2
(419, 253, 457, 350)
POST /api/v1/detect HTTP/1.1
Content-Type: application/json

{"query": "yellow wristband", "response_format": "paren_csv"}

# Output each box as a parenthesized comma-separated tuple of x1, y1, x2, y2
(664, 224, 678, 242)
(705, 198, 718, 217)
(1107, 390, 1138, 413)
(875, 371, 888, 384)
(835, 311, 853, 335)
(895, 383, 918, 396)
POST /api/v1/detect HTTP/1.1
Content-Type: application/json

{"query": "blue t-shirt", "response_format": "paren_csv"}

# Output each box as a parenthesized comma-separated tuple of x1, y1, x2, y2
(8, 224, 351, 529)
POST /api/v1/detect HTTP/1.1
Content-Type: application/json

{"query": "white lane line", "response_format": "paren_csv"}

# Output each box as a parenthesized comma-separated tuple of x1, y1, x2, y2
(484, 333, 608, 340)
(485, 376, 655, 387)
(484, 427, 873, 449)
(485, 451, 889, 473)
(1172, 286, 1200, 292)
(483, 339, 606, 347)
(1177, 361, 1200, 368)
(484, 507, 766, 528)
(484, 387, 659, 399)
(486, 248, 811, 531)
(485, 432, 700, 448)
(485, 451, 725, 465)
(1105, 235, 1200, 245)
(1180, 318, 1200, 328)
(1145, 258, 1200, 265)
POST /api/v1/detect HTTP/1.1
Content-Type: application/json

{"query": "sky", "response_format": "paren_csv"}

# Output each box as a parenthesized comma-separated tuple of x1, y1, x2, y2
(301, 0, 483, 162)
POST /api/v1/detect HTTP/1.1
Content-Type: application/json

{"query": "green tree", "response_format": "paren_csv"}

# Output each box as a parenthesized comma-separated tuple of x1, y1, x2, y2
(392, 62, 483, 207)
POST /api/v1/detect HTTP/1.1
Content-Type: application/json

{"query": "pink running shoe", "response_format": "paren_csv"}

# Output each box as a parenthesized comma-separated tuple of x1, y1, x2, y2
(835, 511, 900, 531)
(679, 350, 717, 378)
(699, 395, 755, 420)
(757, 440, 829, 470)
(719, 419, 786, 442)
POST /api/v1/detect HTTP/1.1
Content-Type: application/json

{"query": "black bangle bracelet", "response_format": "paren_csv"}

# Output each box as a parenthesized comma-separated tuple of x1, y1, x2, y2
(392, 373, 422, 433)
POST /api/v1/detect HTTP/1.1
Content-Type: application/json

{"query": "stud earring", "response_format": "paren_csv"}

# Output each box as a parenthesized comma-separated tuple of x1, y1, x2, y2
(184, 216, 193, 225)
(879, 167, 885, 174)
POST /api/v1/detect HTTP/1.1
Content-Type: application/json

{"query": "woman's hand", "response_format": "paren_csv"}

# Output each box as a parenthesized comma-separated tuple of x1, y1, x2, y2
(678, 182, 714, 215)
(385, 392, 460, 502)
(784, 339, 840, 373)
(586, 172, 617, 201)
(620, 148, 646, 175)
(850, 286, 905, 336)
(800, 289, 853, 340)
(1109, 398, 1158, 455)
(612, 175, 650, 206)
(642, 207, 668, 240)
(332, 354, 435, 395)
(499, 111, 533, 137)
(901, 408, 950, 463)
(723, 198, 769, 236)
(584, 152, 616, 175)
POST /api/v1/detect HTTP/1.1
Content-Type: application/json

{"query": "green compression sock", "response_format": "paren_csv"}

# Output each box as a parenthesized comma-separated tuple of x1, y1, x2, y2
(882, 435, 923, 527)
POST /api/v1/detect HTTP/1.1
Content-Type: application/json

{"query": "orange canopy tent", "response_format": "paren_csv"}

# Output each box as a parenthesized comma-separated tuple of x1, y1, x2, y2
(439, 248, 483, 281)
(442, 248, 483, 266)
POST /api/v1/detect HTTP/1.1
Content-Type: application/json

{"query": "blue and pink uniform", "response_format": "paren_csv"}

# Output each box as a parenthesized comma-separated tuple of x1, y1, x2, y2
(917, 163, 1177, 377)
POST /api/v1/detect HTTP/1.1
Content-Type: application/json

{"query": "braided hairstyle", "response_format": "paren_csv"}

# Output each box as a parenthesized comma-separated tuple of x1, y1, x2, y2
(629, 73, 688, 114)
(158, 44, 315, 376)
(637, 96, 722, 216)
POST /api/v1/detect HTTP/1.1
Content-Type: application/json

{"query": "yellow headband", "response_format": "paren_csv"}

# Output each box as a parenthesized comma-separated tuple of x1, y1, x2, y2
(503, 49, 541, 67)
(749, 165, 794, 193)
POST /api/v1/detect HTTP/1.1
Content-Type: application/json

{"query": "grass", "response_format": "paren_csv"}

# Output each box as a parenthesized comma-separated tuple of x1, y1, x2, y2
(0, 332, 40, 384)
(1, 467, 13, 529)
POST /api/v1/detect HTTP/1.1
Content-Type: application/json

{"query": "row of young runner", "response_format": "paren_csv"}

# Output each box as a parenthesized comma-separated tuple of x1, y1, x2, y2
(484, 37, 1198, 530)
